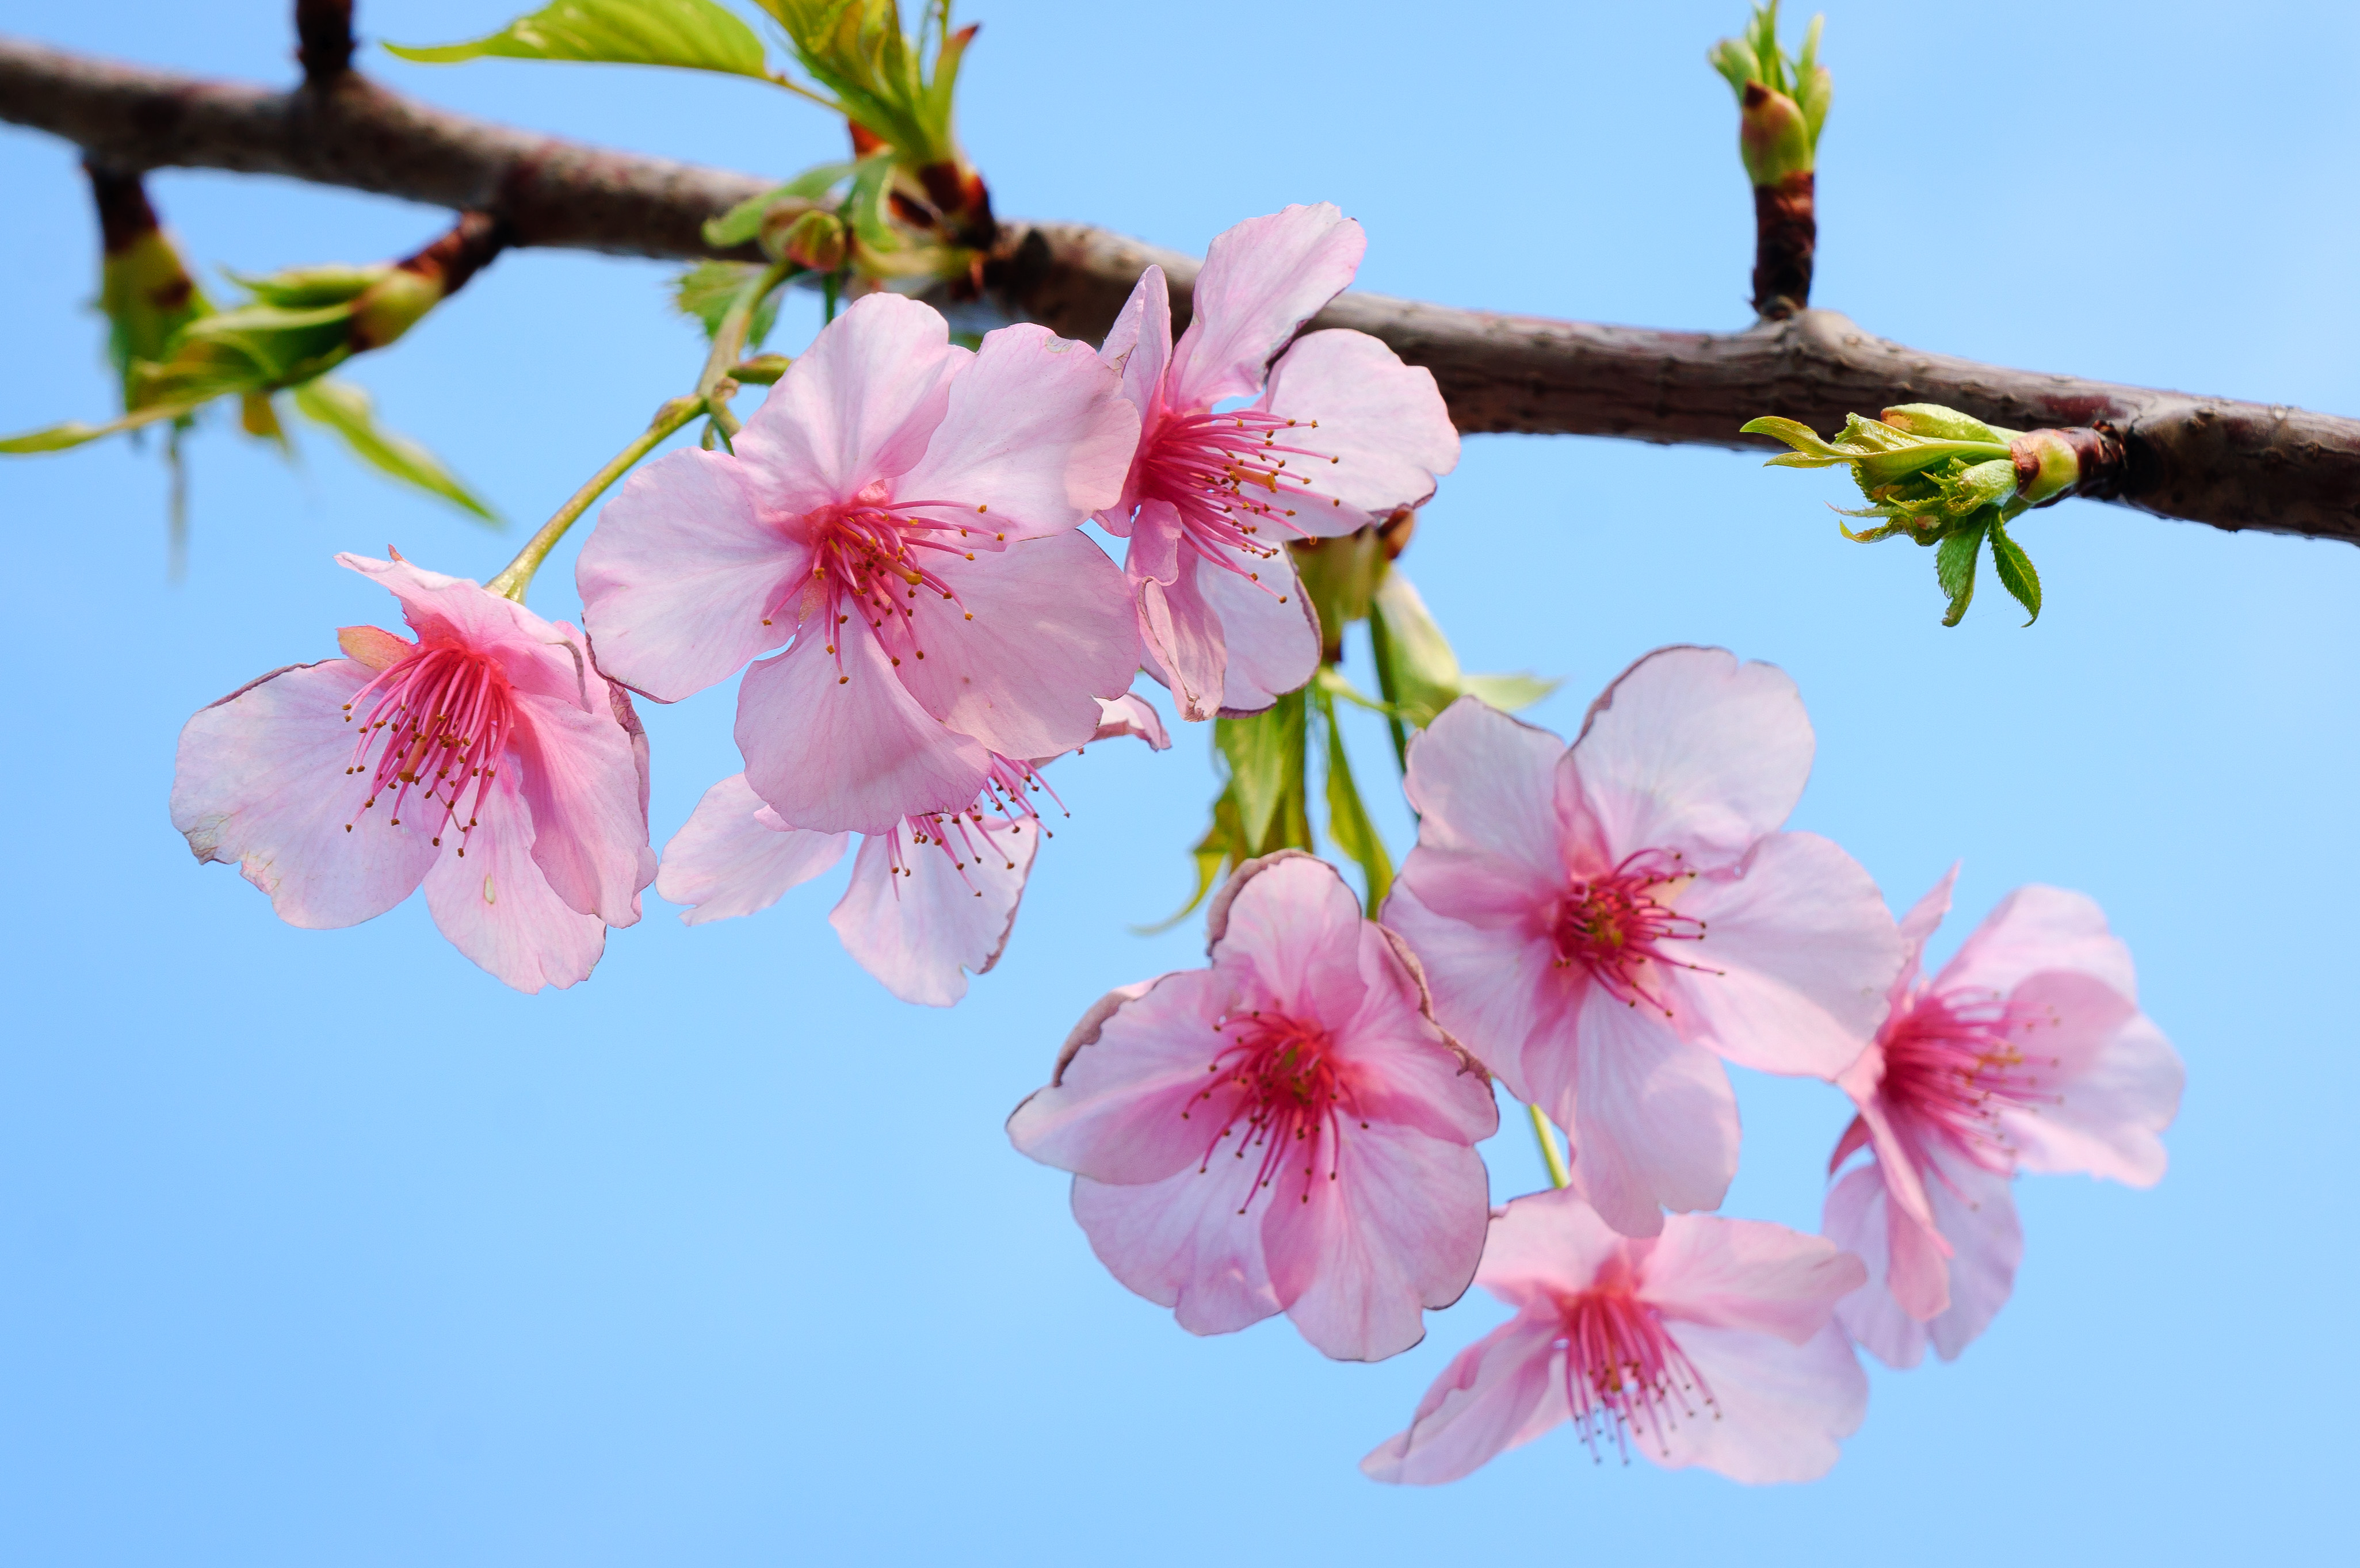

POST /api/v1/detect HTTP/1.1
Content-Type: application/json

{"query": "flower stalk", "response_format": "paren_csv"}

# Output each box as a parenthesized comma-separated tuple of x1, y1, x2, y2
(486, 395, 704, 603)
(1527, 1103, 1571, 1190)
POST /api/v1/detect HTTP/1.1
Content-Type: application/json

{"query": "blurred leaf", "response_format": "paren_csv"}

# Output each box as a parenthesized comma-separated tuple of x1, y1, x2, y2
(1136, 790, 1240, 935)
(1318, 695, 1392, 912)
(1370, 571, 1556, 729)
(701, 162, 856, 248)
(223, 263, 385, 308)
(291, 379, 499, 523)
(671, 261, 781, 347)
(0, 400, 203, 454)
(1461, 671, 1561, 712)
(1217, 693, 1307, 854)
(101, 231, 209, 408)
(1987, 517, 2042, 625)
(387, 0, 770, 77)
(1936, 521, 1985, 626)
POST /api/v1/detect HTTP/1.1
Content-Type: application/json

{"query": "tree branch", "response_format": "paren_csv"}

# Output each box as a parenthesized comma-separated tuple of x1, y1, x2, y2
(3, 33, 2355, 544)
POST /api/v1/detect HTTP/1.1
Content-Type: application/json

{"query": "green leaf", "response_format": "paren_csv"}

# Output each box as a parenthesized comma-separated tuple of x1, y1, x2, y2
(1880, 403, 2015, 445)
(1461, 672, 1561, 712)
(1136, 790, 1239, 934)
(1217, 693, 1307, 855)
(671, 261, 780, 346)
(291, 380, 499, 523)
(1368, 571, 1464, 729)
(0, 399, 205, 454)
(223, 263, 386, 308)
(1987, 517, 2042, 625)
(700, 162, 856, 248)
(386, 0, 771, 76)
(1318, 696, 1393, 913)
(1935, 521, 1985, 626)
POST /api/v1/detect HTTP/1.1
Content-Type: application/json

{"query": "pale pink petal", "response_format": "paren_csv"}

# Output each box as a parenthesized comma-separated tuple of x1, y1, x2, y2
(1567, 646, 1815, 870)
(1561, 987, 1741, 1237)
(735, 624, 990, 835)
(1998, 995, 2181, 1187)
(1338, 928, 1501, 1146)
(1084, 693, 1170, 751)
(1882, 1173, 1954, 1322)
(1399, 696, 1569, 878)
(1651, 1321, 1866, 1483)
(1098, 265, 1173, 435)
(170, 657, 440, 928)
(1360, 1310, 1566, 1485)
(338, 553, 538, 658)
(574, 446, 807, 702)
(1127, 506, 1225, 722)
(827, 814, 1038, 1007)
(1206, 852, 1367, 1023)
(1937, 884, 2137, 1000)
(1832, 1048, 1940, 1234)
(733, 292, 965, 500)
(655, 774, 850, 924)
(1195, 546, 1321, 715)
(421, 774, 606, 992)
(1640, 1215, 1868, 1344)
(1473, 1184, 1630, 1304)
(510, 683, 654, 927)
(1069, 1168, 1280, 1337)
(1377, 879, 1564, 1099)
(1920, 1146, 2022, 1361)
(1823, 1162, 1931, 1369)
(1169, 204, 1364, 408)
(890, 322, 1138, 538)
(891, 531, 1140, 760)
(1007, 967, 1236, 1184)
(1259, 328, 1458, 533)
(1262, 1122, 1491, 1361)
(1663, 831, 1902, 1079)
(1892, 863, 1960, 999)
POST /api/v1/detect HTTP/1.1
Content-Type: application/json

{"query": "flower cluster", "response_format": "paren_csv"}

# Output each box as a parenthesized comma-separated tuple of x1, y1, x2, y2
(165, 203, 2182, 1488)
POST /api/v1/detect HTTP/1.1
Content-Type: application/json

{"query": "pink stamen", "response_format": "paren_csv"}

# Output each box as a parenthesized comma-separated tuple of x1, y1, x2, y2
(1553, 1273, 1717, 1464)
(1137, 408, 1337, 595)
(1179, 1010, 1367, 1211)
(1879, 989, 2069, 1173)
(339, 644, 517, 854)
(1552, 850, 1716, 1014)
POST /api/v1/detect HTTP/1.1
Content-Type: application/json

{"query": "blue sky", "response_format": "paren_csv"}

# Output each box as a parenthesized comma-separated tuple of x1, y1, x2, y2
(2, 1, 2355, 1562)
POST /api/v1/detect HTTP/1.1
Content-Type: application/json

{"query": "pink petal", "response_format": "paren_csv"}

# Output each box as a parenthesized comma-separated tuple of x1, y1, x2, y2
(1473, 1185, 1632, 1302)
(827, 814, 1038, 1007)
(1338, 928, 1502, 1147)
(890, 322, 1139, 538)
(1360, 1309, 1567, 1485)
(1262, 1122, 1492, 1361)
(1561, 987, 1742, 1237)
(1936, 883, 2137, 1000)
(1069, 1169, 1281, 1337)
(1641, 1214, 1868, 1345)
(1882, 1172, 1954, 1322)
(1651, 1321, 1866, 1483)
(735, 623, 990, 835)
(1566, 646, 1816, 870)
(573, 446, 806, 702)
(1377, 879, 1564, 1100)
(1126, 505, 1224, 722)
(1920, 1145, 2022, 1360)
(1168, 204, 1364, 408)
(733, 292, 965, 501)
(510, 682, 654, 928)
(891, 531, 1140, 761)
(1206, 852, 1367, 1024)
(1821, 1164, 1931, 1370)
(1259, 328, 1458, 533)
(1098, 266, 1174, 531)
(1997, 989, 2181, 1187)
(655, 774, 850, 924)
(1006, 967, 1238, 1184)
(170, 657, 440, 928)
(1194, 546, 1321, 715)
(1832, 1050, 1941, 1235)
(338, 553, 534, 657)
(1892, 863, 1960, 1000)
(420, 772, 607, 992)
(1083, 692, 1171, 752)
(1663, 831, 1902, 1079)
(1399, 696, 1569, 884)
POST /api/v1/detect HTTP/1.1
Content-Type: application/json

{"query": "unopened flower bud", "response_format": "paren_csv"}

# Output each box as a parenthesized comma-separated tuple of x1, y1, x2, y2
(769, 209, 849, 274)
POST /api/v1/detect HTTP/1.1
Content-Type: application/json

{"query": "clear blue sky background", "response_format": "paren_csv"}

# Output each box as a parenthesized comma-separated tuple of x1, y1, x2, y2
(2, 2, 2354, 1562)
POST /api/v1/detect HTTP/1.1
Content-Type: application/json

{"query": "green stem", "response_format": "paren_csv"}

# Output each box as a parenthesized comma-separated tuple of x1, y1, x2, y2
(1366, 609, 1411, 774)
(485, 395, 702, 603)
(1527, 1102, 1571, 1190)
(696, 258, 795, 442)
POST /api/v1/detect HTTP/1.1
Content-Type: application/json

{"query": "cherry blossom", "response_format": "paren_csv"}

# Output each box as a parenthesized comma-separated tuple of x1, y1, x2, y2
(1382, 647, 1902, 1237)
(170, 553, 655, 993)
(577, 292, 1142, 835)
(656, 695, 1170, 1007)
(1822, 870, 2183, 1367)
(1363, 1186, 1868, 1485)
(1006, 851, 1497, 1361)
(1097, 204, 1459, 720)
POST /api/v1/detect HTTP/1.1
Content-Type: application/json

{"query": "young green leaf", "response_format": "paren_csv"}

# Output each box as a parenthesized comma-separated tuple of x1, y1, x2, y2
(700, 162, 856, 248)
(1987, 517, 2042, 625)
(0, 400, 204, 454)
(1935, 520, 1985, 627)
(1217, 693, 1308, 855)
(1318, 696, 1393, 912)
(1460, 672, 1562, 712)
(291, 379, 499, 522)
(1135, 790, 1241, 934)
(671, 261, 781, 346)
(386, 0, 771, 77)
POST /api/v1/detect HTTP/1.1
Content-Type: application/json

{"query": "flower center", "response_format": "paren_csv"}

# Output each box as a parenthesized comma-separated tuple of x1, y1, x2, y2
(1878, 990, 2064, 1171)
(1137, 407, 1339, 591)
(1551, 852, 1709, 1013)
(777, 492, 999, 678)
(1554, 1280, 1716, 1464)
(1182, 1009, 1365, 1211)
(341, 644, 516, 852)
(885, 753, 1066, 891)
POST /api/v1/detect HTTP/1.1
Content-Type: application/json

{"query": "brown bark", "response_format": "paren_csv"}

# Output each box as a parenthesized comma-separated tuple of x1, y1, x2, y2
(1750, 170, 1814, 321)
(3, 33, 2356, 544)
(294, 1, 355, 85)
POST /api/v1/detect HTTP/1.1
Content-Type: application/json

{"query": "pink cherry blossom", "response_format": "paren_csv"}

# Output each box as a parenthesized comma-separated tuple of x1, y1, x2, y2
(170, 553, 655, 993)
(1363, 1187, 1867, 1485)
(578, 292, 1143, 835)
(1382, 647, 1903, 1238)
(1821, 870, 2183, 1367)
(1097, 204, 1459, 720)
(657, 695, 1170, 1007)
(1006, 851, 1498, 1361)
